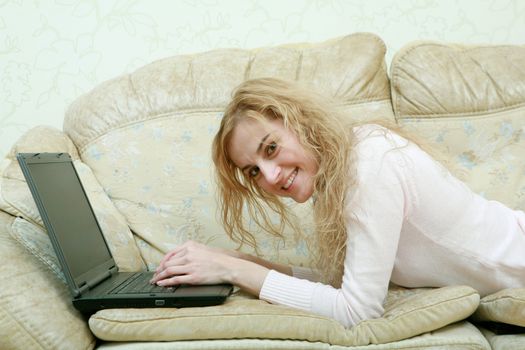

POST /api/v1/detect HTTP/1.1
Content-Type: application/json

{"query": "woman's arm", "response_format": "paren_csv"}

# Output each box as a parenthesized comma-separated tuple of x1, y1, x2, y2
(229, 250, 319, 281)
(150, 241, 294, 296)
(230, 250, 293, 276)
(151, 129, 409, 328)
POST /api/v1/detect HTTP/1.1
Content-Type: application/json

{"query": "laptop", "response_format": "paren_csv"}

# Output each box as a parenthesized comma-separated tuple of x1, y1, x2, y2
(17, 152, 233, 315)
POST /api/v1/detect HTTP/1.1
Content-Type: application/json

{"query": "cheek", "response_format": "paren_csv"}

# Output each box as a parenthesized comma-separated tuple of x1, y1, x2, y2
(256, 178, 280, 194)
(256, 178, 271, 191)
(304, 153, 319, 176)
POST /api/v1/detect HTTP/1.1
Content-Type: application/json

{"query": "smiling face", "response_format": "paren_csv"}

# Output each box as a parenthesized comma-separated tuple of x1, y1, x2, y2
(227, 117, 318, 203)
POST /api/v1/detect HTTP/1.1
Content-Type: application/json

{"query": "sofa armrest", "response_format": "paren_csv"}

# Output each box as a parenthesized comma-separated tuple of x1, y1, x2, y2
(0, 125, 146, 272)
(0, 210, 96, 350)
(0, 126, 79, 221)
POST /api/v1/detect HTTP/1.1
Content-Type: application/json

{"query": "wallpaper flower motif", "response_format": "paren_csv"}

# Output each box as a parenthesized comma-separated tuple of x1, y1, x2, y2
(1, 0, 524, 158)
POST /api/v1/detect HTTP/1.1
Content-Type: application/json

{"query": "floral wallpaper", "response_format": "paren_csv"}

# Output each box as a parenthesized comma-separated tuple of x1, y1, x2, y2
(1, 0, 524, 158)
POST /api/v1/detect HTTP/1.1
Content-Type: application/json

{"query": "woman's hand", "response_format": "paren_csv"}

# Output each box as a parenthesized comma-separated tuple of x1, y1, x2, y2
(150, 240, 292, 296)
(150, 240, 237, 286)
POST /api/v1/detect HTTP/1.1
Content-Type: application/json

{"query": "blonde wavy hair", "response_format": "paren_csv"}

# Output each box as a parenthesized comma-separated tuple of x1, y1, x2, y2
(212, 77, 357, 286)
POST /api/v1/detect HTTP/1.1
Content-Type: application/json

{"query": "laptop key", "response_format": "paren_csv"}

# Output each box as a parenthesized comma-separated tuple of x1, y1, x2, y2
(116, 273, 176, 294)
(108, 273, 142, 294)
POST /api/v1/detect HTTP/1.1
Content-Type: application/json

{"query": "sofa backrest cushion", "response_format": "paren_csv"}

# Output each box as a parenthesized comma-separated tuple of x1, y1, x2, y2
(391, 42, 525, 210)
(63, 33, 393, 267)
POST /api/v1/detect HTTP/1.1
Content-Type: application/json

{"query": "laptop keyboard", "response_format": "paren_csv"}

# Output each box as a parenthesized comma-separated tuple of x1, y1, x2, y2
(109, 273, 178, 294)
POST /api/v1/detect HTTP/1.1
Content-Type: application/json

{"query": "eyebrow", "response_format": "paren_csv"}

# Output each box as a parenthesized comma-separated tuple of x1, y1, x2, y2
(241, 133, 270, 172)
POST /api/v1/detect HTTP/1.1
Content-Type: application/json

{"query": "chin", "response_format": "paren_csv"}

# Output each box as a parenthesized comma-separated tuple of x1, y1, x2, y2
(292, 190, 314, 203)
(293, 197, 309, 203)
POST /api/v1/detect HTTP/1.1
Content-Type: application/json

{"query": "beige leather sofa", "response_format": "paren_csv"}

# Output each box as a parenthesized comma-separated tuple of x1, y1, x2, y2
(1, 33, 524, 350)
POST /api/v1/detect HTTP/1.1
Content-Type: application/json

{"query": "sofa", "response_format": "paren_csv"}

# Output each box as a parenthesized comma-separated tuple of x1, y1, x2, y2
(1, 32, 524, 350)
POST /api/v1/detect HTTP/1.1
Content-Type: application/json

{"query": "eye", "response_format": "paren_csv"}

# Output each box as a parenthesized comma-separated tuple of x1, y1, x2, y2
(266, 142, 278, 156)
(248, 166, 260, 178)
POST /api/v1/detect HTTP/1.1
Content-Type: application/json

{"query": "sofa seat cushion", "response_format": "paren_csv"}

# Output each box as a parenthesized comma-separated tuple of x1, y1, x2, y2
(472, 288, 525, 327)
(480, 327, 525, 350)
(95, 322, 491, 350)
(89, 285, 479, 346)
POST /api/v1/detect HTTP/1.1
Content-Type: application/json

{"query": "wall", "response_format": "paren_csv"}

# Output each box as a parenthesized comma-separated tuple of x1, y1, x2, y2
(1, 0, 524, 157)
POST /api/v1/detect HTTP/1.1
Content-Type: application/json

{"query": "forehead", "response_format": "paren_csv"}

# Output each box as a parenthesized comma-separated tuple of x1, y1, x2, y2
(227, 118, 284, 167)
(234, 117, 279, 138)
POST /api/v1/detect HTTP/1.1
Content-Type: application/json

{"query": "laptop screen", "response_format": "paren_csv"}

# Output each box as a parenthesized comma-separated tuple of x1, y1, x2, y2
(25, 160, 113, 279)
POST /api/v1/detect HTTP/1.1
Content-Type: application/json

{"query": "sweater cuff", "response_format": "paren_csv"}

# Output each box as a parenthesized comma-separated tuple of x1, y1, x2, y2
(259, 270, 314, 312)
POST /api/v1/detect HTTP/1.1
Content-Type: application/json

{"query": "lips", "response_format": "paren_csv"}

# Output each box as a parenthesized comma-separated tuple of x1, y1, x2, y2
(282, 168, 298, 190)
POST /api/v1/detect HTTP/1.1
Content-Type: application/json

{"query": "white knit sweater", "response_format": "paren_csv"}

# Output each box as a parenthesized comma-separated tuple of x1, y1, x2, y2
(259, 124, 525, 328)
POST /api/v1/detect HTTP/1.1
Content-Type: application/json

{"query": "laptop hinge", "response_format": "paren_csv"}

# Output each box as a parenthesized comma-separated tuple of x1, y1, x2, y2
(78, 265, 118, 295)
(77, 282, 90, 295)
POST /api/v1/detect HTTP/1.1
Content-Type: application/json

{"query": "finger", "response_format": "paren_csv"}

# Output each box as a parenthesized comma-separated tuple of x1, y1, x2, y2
(157, 245, 187, 272)
(157, 250, 180, 271)
(157, 274, 196, 286)
(150, 264, 188, 284)
(154, 257, 188, 279)
(151, 254, 190, 283)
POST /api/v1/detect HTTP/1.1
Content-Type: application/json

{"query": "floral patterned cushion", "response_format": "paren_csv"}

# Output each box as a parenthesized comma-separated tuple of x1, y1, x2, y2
(63, 33, 393, 268)
(0, 126, 145, 273)
(390, 42, 525, 211)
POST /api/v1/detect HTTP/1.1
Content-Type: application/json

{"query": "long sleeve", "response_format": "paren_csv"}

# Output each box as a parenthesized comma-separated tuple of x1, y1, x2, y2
(260, 124, 525, 327)
(260, 126, 412, 327)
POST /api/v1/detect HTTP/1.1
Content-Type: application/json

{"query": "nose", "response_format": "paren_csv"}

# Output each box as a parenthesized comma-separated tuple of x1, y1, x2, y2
(258, 161, 281, 185)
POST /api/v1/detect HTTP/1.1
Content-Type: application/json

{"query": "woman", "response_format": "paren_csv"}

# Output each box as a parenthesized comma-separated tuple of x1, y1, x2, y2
(151, 78, 525, 328)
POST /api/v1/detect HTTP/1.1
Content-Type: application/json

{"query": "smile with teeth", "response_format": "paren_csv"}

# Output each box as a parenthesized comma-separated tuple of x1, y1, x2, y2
(282, 168, 298, 190)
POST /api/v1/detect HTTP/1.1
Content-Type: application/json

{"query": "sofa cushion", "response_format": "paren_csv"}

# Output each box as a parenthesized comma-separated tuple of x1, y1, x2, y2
(88, 285, 479, 346)
(480, 327, 525, 350)
(64, 32, 393, 150)
(472, 288, 525, 327)
(390, 42, 525, 211)
(0, 126, 79, 221)
(391, 41, 525, 334)
(0, 126, 146, 272)
(94, 322, 491, 350)
(62, 33, 395, 268)
(391, 43, 525, 117)
(0, 211, 96, 350)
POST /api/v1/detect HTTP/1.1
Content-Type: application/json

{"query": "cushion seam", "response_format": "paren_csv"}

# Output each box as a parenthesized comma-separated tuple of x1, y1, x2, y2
(1, 179, 42, 224)
(75, 98, 392, 154)
(0, 308, 46, 350)
(395, 101, 525, 120)
(91, 310, 335, 324)
(480, 295, 525, 304)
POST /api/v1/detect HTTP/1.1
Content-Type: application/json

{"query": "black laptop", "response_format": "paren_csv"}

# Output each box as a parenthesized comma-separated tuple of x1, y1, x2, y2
(17, 152, 232, 314)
